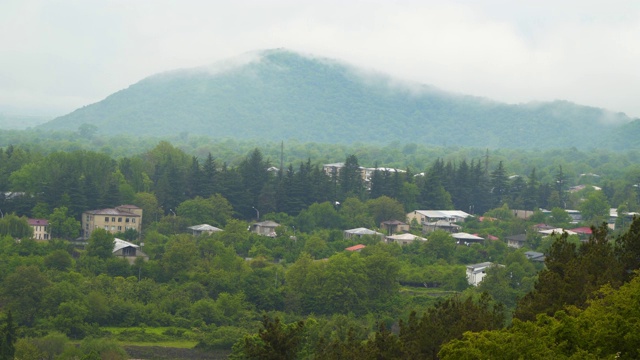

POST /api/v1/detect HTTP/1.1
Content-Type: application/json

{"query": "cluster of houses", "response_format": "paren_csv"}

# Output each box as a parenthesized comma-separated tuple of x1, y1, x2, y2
(21, 199, 638, 287)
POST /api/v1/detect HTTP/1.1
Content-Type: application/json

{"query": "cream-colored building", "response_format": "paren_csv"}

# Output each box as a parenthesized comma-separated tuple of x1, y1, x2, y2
(28, 218, 50, 240)
(82, 204, 142, 239)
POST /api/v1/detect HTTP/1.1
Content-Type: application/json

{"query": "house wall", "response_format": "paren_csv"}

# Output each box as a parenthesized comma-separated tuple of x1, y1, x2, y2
(31, 225, 50, 240)
(82, 208, 142, 238)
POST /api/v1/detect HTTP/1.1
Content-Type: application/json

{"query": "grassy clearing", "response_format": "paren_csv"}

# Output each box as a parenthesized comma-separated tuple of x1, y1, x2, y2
(101, 327, 199, 348)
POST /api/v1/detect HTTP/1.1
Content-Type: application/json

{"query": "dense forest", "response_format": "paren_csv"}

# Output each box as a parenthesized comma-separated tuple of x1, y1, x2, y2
(37, 49, 638, 150)
(1, 135, 640, 359)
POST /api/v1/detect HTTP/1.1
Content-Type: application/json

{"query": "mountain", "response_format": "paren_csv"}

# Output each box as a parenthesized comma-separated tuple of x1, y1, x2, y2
(38, 49, 636, 149)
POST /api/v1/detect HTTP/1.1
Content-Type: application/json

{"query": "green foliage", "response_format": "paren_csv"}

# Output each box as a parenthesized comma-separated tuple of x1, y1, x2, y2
(176, 194, 233, 227)
(85, 228, 114, 260)
(0, 214, 32, 239)
(514, 223, 622, 321)
(441, 272, 640, 359)
(48, 206, 80, 240)
(79, 338, 127, 360)
(0, 311, 17, 360)
(231, 315, 305, 360)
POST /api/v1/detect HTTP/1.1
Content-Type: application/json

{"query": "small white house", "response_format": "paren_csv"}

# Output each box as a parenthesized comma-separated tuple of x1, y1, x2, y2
(188, 224, 223, 236)
(113, 238, 148, 264)
(385, 233, 427, 246)
(466, 262, 499, 286)
(343, 228, 385, 240)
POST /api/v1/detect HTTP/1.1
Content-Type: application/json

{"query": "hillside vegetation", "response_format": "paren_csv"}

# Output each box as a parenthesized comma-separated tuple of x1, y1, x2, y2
(38, 49, 636, 150)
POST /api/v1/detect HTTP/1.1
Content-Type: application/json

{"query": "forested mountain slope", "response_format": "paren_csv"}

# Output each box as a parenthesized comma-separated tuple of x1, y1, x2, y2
(39, 49, 636, 149)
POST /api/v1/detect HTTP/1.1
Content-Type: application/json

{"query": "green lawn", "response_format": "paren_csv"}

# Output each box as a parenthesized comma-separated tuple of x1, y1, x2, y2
(101, 327, 199, 348)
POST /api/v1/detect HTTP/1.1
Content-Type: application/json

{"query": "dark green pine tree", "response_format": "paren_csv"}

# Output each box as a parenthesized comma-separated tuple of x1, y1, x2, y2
(217, 163, 250, 218)
(309, 164, 333, 205)
(369, 164, 385, 199)
(282, 164, 306, 215)
(390, 169, 404, 199)
(507, 175, 527, 210)
(451, 160, 472, 210)
(419, 168, 453, 210)
(67, 175, 88, 217)
(238, 149, 270, 217)
(490, 161, 508, 208)
(0, 311, 17, 360)
(339, 155, 365, 201)
(295, 160, 313, 207)
(469, 159, 491, 214)
(555, 165, 567, 208)
(185, 156, 203, 198)
(523, 168, 539, 210)
(201, 153, 218, 197)
(98, 175, 121, 209)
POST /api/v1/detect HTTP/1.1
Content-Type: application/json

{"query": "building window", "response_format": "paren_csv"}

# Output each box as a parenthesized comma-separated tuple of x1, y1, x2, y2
(118, 217, 122, 222)
(122, 247, 135, 256)
(111, 226, 115, 231)
(125, 218, 130, 223)
(111, 217, 116, 222)
(118, 226, 122, 231)
(132, 218, 136, 223)
(104, 226, 108, 230)
(105, 217, 109, 222)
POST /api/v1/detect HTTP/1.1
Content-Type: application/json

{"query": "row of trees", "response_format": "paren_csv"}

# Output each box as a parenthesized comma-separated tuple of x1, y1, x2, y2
(0, 141, 627, 228)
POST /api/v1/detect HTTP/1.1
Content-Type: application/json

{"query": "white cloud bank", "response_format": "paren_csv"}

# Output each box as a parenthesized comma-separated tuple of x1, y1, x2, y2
(1, 0, 639, 118)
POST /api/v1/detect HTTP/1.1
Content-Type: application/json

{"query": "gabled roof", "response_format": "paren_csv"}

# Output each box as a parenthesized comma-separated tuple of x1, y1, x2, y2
(188, 224, 223, 232)
(386, 233, 427, 242)
(28, 218, 49, 226)
(506, 234, 527, 242)
(84, 208, 141, 217)
(381, 220, 407, 225)
(345, 244, 366, 252)
(414, 210, 472, 219)
(426, 220, 462, 227)
(539, 228, 578, 235)
(452, 232, 484, 241)
(113, 238, 139, 253)
(569, 227, 592, 235)
(524, 251, 546, 261)
(344, 228, 384, 236)
(466, 262, 494, 271)
(253, 221, 280, 228)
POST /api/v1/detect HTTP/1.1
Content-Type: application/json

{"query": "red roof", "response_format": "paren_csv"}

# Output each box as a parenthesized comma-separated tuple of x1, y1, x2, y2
(28, 218, 48, 226)
(345, 244, 366, 252)
(570, 227, 593, 235)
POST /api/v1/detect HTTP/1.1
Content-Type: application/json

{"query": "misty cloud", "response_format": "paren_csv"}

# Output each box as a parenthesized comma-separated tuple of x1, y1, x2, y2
(1, 0, 639, 118)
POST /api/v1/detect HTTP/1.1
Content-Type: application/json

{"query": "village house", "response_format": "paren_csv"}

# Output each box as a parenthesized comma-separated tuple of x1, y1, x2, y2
(113, 238, 148, 264)
(250, 220, 280, 237)
(82, 204, 142, 239)
(343, 227, 385, 240)
(188, 224, 223, 236)
(422, 220, 461, 234)
(466, 262, 501, 286)
(453, 232, 484, 245)
(28, 218, 50, 240)
(506, 234, 527, 249)
(386, 233, 427, 246)
(406, 210, 472, 225)
(380, 220, 409, 235)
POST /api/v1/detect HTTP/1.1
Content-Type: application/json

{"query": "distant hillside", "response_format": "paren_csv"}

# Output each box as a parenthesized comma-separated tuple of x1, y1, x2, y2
(0, 114, 52, 130)
(39, 49, 637, 149)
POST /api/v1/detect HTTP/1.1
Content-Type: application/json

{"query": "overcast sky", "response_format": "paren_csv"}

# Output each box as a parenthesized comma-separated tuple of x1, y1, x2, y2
(2, 0, 639, 118)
